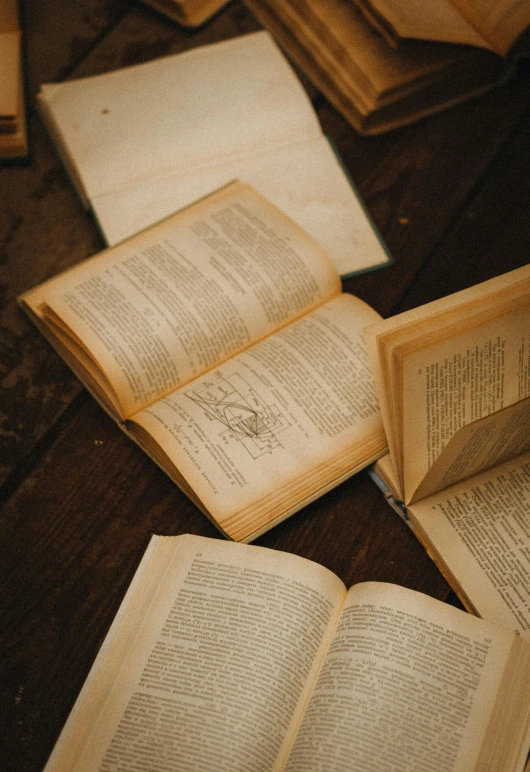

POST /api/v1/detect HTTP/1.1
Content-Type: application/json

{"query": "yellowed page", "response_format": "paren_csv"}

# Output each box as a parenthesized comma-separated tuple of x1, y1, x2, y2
(411, 396, 530, 502)
(131, 294, 385, 526)
(408, 451, 530, 640)
(401, 301, 530, 502)
(449, 0, 530, 54)
(283, 581, 530, 772)
(366, 0, 489, 47)
(43, 534, 346, 772)
(91, 136, 389, 279)
(23, 183, 340, 420)
(364, 263, 530, 501)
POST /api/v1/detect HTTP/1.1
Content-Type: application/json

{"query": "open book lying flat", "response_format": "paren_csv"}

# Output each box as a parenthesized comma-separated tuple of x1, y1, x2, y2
(19, 182, 388, 543)
(43, 533, 530, 772)
(36, 30, 390, 279)
(364, 263, 530, 636)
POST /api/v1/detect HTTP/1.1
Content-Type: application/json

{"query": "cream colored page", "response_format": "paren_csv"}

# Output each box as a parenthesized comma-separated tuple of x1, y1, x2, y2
(42, 183, 340, 419)
(367, 0, 487, 47)
(402, 305, 530, 502)
(409, 451, 530, 638)
(412, 396, 530, 502)
(283, 581, 516, 772)
(132, 294, 384, 520)
(92, 137, 389, 278)
(38, 31, 321, 202)
(449, 0, 530, 53)
(45, 534, 345, 772)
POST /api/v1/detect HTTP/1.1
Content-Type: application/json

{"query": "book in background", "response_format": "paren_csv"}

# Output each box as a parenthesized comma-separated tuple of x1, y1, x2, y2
(364, 263, 530, 636)
(244, 0, 530, 134)
(42, 533, 530, 772)
(19, 182, 388, 543)
(35, 30, 391, 279)
(0, 0, 28, 161)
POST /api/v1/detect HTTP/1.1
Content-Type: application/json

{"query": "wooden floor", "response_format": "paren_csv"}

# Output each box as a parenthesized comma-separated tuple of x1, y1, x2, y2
(1, 1, 529, 769)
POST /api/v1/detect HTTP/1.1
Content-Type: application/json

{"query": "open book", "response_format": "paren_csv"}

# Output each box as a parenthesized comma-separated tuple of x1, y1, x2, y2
(19, 182, 387, 543)
(35, 30, 390, 279)
(357, 0, 530, 56)
(364, 264, 530, 636)
(139, 0, 229, 27)
(43, 533, 530, 772)
(0, 0, 28, 160)
(244, 0, 526, 135)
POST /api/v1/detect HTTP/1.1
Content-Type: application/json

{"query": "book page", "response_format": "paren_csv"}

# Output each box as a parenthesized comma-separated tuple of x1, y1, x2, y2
(26, 183, 340, 420)
(37, 30, 391, 278)
(449, 0, 530, 54)
(409, 451, 530, 638)
(363, 0, 489, 48)
(43, 534, 346, 772)
(283, 581, 528, 772)
(91, 135, 390, 279)
(411, 396, 530, 502)
(130, 294, 386, 535)
(401, 301, 530, 502)
(37, 32, 322, 204)
(364, 264, 530, 502)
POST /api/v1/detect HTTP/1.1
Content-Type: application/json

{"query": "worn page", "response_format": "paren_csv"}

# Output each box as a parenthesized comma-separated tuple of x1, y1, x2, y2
(283, 581, 528, 772)
(43, 534, 346, 772)
(131, 294, 386, 536)
(411, 396, 530, 502)
(409, 451, 530, 638)
(22, 183, 340, 420)
(449, 0, 530, 54)
(91, 136, 390, 279)
(364, 263, 530, 502)
(401, 300, 530, 502)
(365, 0, 488, 48)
